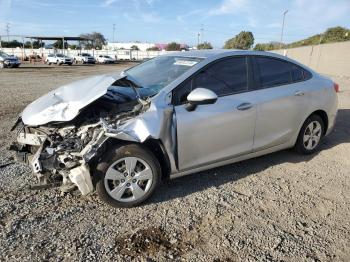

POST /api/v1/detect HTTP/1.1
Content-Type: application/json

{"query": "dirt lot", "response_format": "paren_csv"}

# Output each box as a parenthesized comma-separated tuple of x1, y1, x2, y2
(0, 64, 349, 261)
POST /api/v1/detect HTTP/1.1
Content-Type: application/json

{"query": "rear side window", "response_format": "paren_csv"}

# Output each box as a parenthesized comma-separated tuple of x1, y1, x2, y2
(255, 57, 292, 88)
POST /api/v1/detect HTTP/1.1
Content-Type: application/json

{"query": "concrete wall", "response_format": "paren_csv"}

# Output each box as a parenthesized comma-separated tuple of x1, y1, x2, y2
(273, 41, 350, 77)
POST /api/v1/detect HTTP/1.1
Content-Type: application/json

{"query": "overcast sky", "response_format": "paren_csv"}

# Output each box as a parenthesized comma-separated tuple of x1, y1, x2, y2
(0, 0, 349, 47)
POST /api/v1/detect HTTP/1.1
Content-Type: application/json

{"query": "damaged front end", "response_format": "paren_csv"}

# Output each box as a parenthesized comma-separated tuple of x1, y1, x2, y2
(10, 74, 153, 195)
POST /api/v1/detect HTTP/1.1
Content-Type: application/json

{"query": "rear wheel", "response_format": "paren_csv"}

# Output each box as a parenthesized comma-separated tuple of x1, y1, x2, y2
(295, 115, 324, 154)
(95, 144, 161, 208)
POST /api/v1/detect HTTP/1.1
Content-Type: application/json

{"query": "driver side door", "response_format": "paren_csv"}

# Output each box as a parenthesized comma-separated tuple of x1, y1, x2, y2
(173, 56, 257, 171)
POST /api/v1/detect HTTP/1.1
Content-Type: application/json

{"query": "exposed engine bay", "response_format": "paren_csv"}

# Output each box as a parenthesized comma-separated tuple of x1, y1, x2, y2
(10, 77, 153, 195)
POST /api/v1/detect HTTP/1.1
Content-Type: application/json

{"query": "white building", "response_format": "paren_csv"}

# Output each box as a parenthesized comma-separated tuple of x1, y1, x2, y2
(104, 42, 155, 51)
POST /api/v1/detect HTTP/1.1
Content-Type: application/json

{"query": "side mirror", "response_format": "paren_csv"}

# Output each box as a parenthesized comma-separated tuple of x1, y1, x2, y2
(186, 88, 218, 111)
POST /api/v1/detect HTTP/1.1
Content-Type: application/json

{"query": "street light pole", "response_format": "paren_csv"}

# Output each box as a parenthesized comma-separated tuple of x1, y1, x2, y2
(280, 10, 288, 49)
(113, 24, 116, 43)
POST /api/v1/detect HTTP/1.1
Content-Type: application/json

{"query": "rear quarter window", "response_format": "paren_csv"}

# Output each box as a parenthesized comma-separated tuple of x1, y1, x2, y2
(291, 64, 313, 82)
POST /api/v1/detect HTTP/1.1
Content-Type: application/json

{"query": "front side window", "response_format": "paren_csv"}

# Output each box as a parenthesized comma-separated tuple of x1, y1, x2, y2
(173, 57, 248, 105)
(194, 57, 248, 96)
(255, 57, 292, 88)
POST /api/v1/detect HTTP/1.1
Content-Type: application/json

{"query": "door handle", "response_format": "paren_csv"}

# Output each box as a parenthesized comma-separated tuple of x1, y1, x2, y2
(294, 90, 304, 96)
(237, 102, 253, 111)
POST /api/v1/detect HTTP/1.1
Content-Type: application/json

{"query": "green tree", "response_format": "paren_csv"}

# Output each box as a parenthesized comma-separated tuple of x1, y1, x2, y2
(147, 46, 160, 51)
(323, 26, 350, 42)
(130, 45, 140, 50)
(224, 31, 254, 50)
(254, 42, 284, 51)
(53, 40, 68, 49)
(79, 32, 107, 49)
(69, 44, 78, 50)
(1, 40, 22, 48)
(197, 41, 213, 49)
(166, 42, 181, 51)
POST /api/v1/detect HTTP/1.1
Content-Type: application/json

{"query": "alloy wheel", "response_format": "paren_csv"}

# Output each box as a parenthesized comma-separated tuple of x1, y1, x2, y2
(104, 157, 153, 202)
(303, 121, 322, 150)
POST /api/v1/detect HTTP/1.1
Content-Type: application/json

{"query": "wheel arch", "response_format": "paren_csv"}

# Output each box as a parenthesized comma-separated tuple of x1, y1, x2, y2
(92, 137, 171, 181)
(309, 110, 329, 135)
(292, 109, 329, 148)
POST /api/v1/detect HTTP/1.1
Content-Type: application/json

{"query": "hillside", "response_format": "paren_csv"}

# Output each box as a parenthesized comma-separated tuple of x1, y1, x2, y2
(254, 26, 350, 51)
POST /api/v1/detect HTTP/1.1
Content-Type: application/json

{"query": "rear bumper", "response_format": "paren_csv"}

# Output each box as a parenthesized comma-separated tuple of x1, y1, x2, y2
(326, 110, 337, 136)
(325, 92, 338, 136)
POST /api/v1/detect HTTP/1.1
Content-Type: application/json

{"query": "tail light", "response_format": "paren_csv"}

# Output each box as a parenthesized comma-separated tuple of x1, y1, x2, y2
(334, 83, 339, 93)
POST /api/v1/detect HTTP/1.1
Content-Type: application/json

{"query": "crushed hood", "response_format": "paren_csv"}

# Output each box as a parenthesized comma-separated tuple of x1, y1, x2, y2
(22, 74, 123, 126)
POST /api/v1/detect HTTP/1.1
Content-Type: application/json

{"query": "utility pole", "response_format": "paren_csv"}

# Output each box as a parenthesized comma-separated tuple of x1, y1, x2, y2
(200, 24, 204, 44)
(113, 24, 116, 43)
(280, 10, 288, 49)
(6, 22, 10, 42)
(197, 33, 200, 47)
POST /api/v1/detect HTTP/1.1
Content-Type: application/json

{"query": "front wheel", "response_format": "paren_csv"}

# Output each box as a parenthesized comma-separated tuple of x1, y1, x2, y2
(295, 114, 324, 154)
(95, 144, 161, 208)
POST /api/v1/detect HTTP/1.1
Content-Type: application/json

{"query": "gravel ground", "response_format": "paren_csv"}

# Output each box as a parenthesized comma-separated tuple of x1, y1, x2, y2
(0, 64, 349, 261)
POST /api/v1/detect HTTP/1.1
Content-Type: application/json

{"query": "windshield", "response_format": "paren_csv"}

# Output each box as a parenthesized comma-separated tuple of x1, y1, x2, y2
(0, 51, 9, 58)
(56, 54, 64, 57)
(125, 55, 203, 93)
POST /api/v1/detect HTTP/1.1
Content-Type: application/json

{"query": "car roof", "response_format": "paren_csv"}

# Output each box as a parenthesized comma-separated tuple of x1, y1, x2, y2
(164, 49, 289, 60)
(163, 49, 311, 70)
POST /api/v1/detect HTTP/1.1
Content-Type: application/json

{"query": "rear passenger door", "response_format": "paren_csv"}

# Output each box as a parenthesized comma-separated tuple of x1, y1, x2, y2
(252, 56, 310, 151)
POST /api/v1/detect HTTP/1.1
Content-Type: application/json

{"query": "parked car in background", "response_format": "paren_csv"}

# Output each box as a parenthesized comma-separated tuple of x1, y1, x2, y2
(11, 50, 338, 208)
(74, 53, 96, 64)
(0, 51, 21, 68)
(96, 55, 116, 64)
(46, 54, 73, 65)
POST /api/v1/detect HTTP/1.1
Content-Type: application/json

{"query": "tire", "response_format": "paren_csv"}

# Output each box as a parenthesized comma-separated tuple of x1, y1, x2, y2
(295, 114, 324, 154)
(95, 144, 161, 208)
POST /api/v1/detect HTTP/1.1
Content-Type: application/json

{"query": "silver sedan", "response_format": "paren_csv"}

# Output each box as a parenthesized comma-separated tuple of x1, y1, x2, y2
(12, 50, 338, 207)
